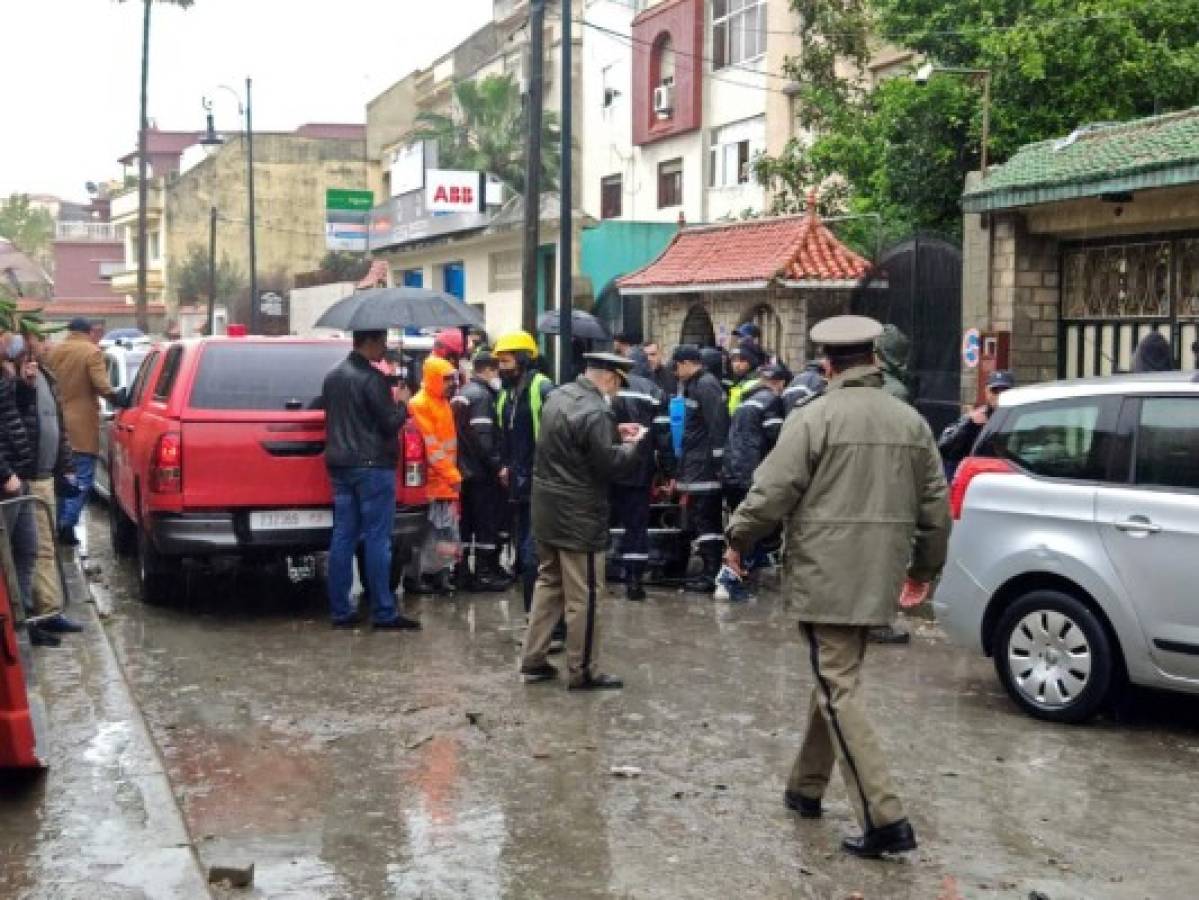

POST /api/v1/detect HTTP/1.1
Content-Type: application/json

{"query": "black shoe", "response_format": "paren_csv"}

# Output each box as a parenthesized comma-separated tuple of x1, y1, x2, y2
(520, 662, 558, 683)
(867, 625, 911, 645)
(372, 615, 422, 631)
(40, 614, 84, 634)
(683, 575, 715, 594)
(626, 581, 647, 601)
(841, 819, 918, 858)
(433, 571, 456, 597)
(28, 626, 61, 647)
(472, 573, 510, 593)
(568, 673, 623, 691)
(403, 577, 437, 596)
(784, 790, 823, 819)
(331, 612, 364, 629)
(57, 527, 79, 547)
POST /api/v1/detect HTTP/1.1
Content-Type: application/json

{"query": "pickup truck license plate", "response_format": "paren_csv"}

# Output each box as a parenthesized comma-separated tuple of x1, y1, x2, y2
(250, 509, 333, 531)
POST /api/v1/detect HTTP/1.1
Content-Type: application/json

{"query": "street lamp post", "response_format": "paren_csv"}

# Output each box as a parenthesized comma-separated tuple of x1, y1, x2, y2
(200, 79, 258, 332)
(914, 63, 992, 173)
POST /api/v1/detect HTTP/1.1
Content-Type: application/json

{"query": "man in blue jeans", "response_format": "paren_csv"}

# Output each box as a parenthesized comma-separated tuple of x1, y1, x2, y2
(320, 330, 421, 631)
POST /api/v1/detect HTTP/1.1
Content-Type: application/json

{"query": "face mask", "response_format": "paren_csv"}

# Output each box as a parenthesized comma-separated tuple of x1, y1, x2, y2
(500, 370, 521, 388)
(488, 377, 502, 392)
(5, 334, 25, 360)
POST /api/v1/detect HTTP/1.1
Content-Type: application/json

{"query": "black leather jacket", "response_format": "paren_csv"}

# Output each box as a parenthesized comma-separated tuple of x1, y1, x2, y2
(320, 352, 407, 470)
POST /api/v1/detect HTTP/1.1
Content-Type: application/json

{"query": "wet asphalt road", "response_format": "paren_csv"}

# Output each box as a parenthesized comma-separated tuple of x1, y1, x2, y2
(9, 504, 1199, 898)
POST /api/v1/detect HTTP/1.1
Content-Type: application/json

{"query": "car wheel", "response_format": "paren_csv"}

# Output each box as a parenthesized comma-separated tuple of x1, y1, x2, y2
(137, 528, 179, 605)
(109, 492, 137, 557)
(993, 589, 1115, 724)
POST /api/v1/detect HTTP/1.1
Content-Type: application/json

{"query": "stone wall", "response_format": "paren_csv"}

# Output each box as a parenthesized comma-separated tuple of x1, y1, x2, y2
(961, 208, 1062, 405)
(645, 285, 852, 365)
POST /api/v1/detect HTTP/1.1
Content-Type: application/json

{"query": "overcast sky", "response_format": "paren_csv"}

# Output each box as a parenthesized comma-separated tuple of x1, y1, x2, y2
(0, 0, 493, 201)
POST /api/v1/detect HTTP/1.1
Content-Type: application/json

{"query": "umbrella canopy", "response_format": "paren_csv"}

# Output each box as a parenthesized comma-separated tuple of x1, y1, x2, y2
(536, 309, 611, 341)
(315, 286, 484, 332)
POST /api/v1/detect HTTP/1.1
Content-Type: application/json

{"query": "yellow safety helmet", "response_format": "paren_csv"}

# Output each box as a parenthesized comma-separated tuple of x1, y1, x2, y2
(493, 330, 539, 357)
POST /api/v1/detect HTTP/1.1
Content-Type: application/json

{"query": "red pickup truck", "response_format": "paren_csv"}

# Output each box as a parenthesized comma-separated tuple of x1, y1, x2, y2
(107, 337, 428, 603)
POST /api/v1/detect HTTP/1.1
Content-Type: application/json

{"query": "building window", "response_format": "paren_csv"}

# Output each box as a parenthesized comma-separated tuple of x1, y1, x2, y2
(713, 0, 765, 70)
(658, 158, 683, 209)
(601, 175, 623, 219)
(708, 116, 765, 189)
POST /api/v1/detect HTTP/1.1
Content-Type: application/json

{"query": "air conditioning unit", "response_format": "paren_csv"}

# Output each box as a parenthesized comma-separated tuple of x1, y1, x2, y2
(653, 84, 674, 118)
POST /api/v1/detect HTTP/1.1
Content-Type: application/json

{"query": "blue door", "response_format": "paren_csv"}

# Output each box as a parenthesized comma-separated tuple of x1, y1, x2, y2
(402, 268, 423, 288)
(442, 262, 465, 300)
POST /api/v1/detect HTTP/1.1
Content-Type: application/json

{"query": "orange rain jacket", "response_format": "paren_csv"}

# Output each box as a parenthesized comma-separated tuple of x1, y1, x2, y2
(409, 356, 462, 500)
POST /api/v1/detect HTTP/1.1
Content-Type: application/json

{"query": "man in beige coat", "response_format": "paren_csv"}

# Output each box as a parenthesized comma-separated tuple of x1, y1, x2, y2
(46, 318, 118, 546)
(725, 315, 950, 859)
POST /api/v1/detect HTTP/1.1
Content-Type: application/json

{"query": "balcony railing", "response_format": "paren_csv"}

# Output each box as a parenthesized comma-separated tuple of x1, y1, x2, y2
(110, 182, 164, 221)
(55, 221, 122, 242)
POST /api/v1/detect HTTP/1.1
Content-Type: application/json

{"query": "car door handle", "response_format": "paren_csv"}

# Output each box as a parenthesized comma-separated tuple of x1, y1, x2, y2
(1114, 517, 1162, 534)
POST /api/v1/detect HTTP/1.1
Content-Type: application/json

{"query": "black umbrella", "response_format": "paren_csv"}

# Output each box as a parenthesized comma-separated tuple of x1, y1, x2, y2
(537, 309, 611, 341)
(315, 286, 484, 332)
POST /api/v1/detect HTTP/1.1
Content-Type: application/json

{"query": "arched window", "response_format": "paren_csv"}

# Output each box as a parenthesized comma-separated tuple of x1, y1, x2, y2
(681, 305, 715, 347)
(740, 304, 782, 356)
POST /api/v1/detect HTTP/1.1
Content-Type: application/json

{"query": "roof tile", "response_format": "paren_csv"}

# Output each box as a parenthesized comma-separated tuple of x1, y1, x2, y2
(618, 208, 869, 291)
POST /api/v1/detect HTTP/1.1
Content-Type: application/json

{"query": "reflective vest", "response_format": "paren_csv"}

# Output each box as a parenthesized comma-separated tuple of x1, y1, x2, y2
(496, 372, 551, 440)
(727, 377, 761, 415)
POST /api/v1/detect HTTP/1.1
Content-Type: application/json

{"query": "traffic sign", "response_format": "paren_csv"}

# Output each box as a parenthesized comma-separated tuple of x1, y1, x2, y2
(962, 328, 982, 368)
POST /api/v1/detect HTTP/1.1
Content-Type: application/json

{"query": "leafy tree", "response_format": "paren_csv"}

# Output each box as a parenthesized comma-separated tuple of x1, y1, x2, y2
(406, 73, 562, 196)
(757, 0, 1199, 241)
(318, 251, 371, 283)
(0, 194, 55, 271)
(171, 243, 246, 307)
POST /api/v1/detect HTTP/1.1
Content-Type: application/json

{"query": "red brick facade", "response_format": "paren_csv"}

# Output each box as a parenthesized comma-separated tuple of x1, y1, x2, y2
(631, 0, 704, 146)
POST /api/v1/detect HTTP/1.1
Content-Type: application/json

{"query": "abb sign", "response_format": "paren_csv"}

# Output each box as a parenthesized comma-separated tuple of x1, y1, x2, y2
(425, 169, 484, 213)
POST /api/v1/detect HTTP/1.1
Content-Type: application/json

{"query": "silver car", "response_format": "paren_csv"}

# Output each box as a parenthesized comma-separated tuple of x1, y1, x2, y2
(934, 372, 1199, 723)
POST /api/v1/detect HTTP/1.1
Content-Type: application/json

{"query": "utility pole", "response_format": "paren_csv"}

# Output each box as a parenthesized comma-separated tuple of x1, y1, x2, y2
(207, 206, 217, 336)
(245, 76, 259, 334)
(135, 0, 152, 333)
(520, 0, 546, 335)
(557, 0, 573, 382)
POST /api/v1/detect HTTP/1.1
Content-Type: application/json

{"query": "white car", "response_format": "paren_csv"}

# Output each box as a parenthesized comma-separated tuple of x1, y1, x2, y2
(95, 343, 151, 500)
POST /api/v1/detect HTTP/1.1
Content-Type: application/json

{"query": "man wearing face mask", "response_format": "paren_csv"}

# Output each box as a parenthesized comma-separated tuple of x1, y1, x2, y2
(520, 353, 646, 690)
(494, 331, 555, 617)
(451, 351, 508, 592)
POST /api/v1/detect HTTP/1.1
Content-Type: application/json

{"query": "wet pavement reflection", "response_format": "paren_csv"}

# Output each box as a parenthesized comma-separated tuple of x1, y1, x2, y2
(10, 505, 1199, 898)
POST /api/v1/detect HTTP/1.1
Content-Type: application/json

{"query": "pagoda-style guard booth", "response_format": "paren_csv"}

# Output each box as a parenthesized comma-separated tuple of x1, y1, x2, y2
(617, 207, 873, 369)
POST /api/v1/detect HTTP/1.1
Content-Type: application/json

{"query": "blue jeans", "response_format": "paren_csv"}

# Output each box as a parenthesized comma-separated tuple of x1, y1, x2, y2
(328, 467, 397, 624)
(59, 451, 96, 530)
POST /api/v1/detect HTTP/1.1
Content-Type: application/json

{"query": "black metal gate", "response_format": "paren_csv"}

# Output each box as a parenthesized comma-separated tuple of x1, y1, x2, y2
(852, 234, 963, 436)
(1060, 235, 1199, 377)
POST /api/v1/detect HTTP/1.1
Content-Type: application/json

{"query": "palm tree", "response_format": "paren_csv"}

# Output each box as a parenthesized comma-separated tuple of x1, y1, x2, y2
(407, 74, 561, 196)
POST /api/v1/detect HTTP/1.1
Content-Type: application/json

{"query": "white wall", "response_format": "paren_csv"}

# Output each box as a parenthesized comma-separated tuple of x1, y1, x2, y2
(581, 0, 771, 225)
(289, 282, 356, 336)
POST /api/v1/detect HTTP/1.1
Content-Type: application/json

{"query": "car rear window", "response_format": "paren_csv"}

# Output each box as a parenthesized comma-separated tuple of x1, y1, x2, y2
(1136, 397, 1199, 490)
(992, 399, 1112, 481)
(189, 343, 348, 411)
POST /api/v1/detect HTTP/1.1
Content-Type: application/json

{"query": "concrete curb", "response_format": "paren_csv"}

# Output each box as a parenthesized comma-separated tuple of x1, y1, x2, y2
(67, 552, 214, 899)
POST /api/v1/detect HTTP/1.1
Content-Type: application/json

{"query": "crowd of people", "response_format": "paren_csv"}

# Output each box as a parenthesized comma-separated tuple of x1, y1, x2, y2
(0, 317, 120, 647)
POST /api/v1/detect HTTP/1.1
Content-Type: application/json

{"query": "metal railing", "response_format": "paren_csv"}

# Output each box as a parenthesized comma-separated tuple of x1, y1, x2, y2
(55, 221, 121, 242)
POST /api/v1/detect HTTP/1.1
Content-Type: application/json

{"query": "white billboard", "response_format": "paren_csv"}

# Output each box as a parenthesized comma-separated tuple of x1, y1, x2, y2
(390, 143, 425, 197)
(425, 169, 484, 213)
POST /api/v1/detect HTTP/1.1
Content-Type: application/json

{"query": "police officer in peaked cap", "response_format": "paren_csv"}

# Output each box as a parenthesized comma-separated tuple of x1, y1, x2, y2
(725, 315, 951, 859)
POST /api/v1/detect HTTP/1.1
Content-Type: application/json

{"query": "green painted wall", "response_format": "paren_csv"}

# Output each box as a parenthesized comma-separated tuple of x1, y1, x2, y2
(580, 221, 678, 298)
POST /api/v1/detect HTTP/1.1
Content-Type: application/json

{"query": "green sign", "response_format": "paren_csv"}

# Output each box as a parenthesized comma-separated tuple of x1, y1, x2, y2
(326, 188, 374, 212)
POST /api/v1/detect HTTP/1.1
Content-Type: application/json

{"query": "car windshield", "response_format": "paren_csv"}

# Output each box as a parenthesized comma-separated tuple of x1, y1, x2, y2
(189, 342, 348, 411)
